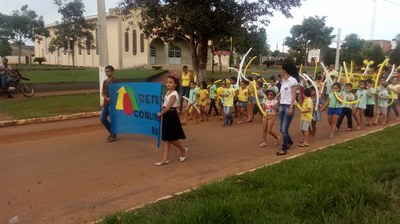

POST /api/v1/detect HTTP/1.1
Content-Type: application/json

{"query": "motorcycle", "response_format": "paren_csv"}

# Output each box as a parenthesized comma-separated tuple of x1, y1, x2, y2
(0, 70, 35, 97)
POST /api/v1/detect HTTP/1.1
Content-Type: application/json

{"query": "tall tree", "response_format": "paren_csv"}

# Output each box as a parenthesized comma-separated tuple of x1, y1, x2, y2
(0, 5, 49, 64)
(370, 44, 385, 65)
(284, 16, 335, 65)
(48, 0, 96, 76)
(394, 33, 400, 44)
(118, 0, 301, 82)
(0, 38, 12, 57)
(340, 33, 365, 65)
(390, 44, 400, 65)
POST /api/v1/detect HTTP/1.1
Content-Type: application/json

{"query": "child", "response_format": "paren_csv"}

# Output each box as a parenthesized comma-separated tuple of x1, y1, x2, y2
(179, 65, 191, 113)
(315, 75, 323, 93)
(336, 83, 355, 131)
(299, 88, 313, 147)
(155, 75, 188, 166)
(321, 82, 342, 138)
(100, 65, 117, 143)
(353, 80, 368, 130)
(208, 78, 220, 116)
(236, 80, 250, 123)
(198, 80, 209, 121)
(259, 90, 279, 148)
(230, 76, 239, 118)
(216, 80, 226, 119)
(375, 81, 389, 125)
(309, 86, 323, 137)
(223, 79, 235, 127)
(181, 81, 199, 125)
(268, 76, 279, 95)
(249, 80, 264, 123)
(364, 79, 376, 126)
(386, 76, 400, 122)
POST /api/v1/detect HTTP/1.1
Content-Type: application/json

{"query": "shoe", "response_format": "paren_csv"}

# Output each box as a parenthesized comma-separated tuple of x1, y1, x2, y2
(107, 136, 117, 143)
(298, 143, 309, 147)
(180, 147, 188, 162)
(345, 128, 352, 131)
(276, 150, 287, 156)
(154, 160, 169, 166)
(288, 141, 294, 149)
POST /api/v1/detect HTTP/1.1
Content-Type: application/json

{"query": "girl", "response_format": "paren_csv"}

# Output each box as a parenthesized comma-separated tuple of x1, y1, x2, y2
(223, 79, 235, 127)
(198, 80, 209, 121)
(321, 82, 342, 138)
(155, 75, 188, 166)
(216, 80, 226, 120)
(179, 65, 191, 113)
(268, 76, 279, 95)
(236, 80, 250, 124)
(260, 90, 279, 148)
(180, 81, 199, 125)
(309, 86, 323, 137)
(375, 81, 389, 125)
(353, 80, 368, 130)
(249, 80, 264, 123)
(208, 78, 220, 116)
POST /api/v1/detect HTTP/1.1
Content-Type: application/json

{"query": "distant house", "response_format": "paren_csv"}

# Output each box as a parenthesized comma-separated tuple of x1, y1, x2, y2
(0, 44, 35, 64)
(34, 9, 228, 70)
(372, 40, 396, 53)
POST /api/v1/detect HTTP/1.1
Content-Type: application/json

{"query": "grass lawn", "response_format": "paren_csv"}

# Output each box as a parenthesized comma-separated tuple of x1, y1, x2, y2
(0, 93, 100, 119)
(102, 125, 400, 224)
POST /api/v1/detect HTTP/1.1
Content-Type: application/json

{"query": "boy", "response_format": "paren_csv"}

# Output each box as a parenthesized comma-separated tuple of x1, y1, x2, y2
(365, 79, 375, 126)
(181, 81, 199, 125)
(208, 78, 220, 116)
(336, 83, 355, 131)
(180, 65, 191, 113)
(101, 65, 117, 142)
(216, 80, 226, 119)
(299, 88, 313, 147)
(268, 76, 279, 95)
(375, 81, 389, 125)
(223, 79, 235, 127)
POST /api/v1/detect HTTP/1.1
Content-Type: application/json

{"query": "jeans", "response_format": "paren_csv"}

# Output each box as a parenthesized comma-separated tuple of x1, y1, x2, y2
(100, 104, 115, 136)
(224, 106, 233, 125)
(279, 104, 295, 151)
(208, 98, 219, 115)
(387, 99, 399, 117)
(180, 86, 190, 113)
(336, 107, 353, 129)
(0, 75, 7, 88)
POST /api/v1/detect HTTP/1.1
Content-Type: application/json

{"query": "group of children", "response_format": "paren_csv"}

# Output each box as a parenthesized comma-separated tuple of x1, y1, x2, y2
(178, 69, 400, 150)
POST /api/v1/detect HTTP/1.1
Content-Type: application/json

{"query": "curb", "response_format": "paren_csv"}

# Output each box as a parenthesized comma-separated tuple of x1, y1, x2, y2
(0, 111, 101, 128)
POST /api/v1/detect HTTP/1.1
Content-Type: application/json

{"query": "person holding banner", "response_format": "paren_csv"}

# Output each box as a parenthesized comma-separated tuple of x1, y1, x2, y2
(100, 65, 117, 143)
(155, 75, 188, 166)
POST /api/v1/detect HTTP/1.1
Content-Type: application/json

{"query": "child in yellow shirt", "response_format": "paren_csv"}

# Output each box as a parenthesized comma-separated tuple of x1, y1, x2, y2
(299, 88, 313, 147)
(236, 80, 250, 124)
(198, 80, 209, 121)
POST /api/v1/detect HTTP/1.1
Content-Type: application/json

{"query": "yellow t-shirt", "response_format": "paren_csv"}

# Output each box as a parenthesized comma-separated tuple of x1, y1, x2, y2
(238, 88, 248, 102)
(301, 97, 313, 121)
(224, 87, 235, 107)
(181, 72, 191, 87)
(198, 89, 208, 106)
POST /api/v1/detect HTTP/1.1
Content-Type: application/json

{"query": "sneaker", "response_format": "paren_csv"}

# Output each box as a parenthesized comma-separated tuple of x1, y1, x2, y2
(107, 136, 116, 143)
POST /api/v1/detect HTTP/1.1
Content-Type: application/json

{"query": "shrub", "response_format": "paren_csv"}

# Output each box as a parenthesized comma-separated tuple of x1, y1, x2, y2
(33, 57, 46, 65)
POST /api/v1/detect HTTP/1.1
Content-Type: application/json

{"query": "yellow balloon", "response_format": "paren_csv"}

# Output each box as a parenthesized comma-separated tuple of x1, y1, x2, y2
(252, 80, 267, 117)
(361, 67, 366, 71)
(368, 61, 374, 65)
(363, 59, 368, 65)
(333, 91, 361, 105)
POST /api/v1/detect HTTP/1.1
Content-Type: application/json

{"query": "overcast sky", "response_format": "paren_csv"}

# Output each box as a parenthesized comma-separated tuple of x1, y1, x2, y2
(3, 0, 400, 51)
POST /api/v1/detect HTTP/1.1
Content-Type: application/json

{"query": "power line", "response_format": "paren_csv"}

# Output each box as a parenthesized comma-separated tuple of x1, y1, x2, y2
(382, 0, 400, 6)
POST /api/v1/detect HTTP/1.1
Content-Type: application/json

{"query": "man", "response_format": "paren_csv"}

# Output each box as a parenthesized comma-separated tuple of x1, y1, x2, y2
(0, 58, 12, 89)
(101, 65, 117, 142)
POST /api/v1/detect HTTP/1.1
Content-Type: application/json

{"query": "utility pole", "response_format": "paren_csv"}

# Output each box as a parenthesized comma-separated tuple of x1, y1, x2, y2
(333, 28, 345, 71)
(97, 0, 109, 106)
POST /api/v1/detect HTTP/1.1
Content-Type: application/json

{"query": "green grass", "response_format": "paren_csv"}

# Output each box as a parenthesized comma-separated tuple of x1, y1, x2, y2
(102, 125, 400, 224)
(0, 93, 101, 119)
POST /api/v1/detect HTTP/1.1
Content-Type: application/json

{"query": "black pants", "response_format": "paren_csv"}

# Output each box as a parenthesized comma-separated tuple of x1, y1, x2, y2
(336, 107, 353, 129)
(208, 98, 219, 115)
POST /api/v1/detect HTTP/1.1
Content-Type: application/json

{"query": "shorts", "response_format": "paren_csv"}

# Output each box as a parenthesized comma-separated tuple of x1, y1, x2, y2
(327, 108, 342, 116)
(312, 110, 322, 121)
(375, 106, 387, 116)
(236, 101, 247, 107)
(252, 103, 261, 115)
(249, 96, 256, 104)
(300, 120, 311, 131)
(364, 104, 374, 117)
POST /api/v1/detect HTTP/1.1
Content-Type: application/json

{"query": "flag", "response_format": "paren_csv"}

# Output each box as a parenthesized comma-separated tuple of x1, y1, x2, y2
(109, 82, 162, 147)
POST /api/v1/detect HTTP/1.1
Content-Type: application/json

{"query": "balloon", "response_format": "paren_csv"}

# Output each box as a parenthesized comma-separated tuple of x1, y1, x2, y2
(361, 67, 366, 71)
(252, 80, 267, 117)
(333, 91, 361, 105)
(363, 59, 368, 65)
(368, 61, 374, 65)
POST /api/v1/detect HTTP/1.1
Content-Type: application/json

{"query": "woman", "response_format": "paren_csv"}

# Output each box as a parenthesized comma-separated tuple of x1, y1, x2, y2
(276, 63, 299, 155)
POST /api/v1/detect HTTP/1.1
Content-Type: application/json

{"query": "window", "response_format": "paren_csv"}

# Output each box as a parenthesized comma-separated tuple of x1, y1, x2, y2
(132, 30, 137, 55)
(169, 45, 181, 58)
(140, 33, 145, 53)
(78, 46, 82, 55)
(87, 42, 91, 55)
(96, 30, 99, 55)
(150, 45, 156, 57)
(124, 32, 129, 52)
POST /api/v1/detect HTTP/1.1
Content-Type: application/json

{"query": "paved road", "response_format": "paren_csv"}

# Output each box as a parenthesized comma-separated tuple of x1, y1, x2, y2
(1, 113, 398, 223)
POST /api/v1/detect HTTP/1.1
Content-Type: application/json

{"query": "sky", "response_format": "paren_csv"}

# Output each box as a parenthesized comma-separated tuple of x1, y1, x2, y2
(2, 0, 400, 51)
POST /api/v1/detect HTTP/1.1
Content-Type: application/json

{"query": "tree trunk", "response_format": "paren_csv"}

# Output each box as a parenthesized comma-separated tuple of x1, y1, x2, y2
(218, 55, 222, 72)
(18, 43, 22, 65)
(189, 35, 209, 83)
(72, 49, 76, 77)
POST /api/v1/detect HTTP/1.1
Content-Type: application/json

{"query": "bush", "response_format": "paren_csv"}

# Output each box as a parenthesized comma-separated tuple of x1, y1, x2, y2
(262, 60, 275, 68)
(33, 57, 46, 65)
(152, 65, 162, 70)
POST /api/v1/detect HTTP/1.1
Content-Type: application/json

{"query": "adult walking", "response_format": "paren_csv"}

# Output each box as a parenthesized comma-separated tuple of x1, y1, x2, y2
(276, 63, 299, 155)
(100, 65, 117, 142)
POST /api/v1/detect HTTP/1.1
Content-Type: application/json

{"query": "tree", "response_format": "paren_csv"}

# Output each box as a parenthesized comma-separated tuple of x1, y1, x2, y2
(284, 16, 335, 66)
(233, 27, 268, 63)
(33, 57, 46, 65)
(340, 33, 365, 65)
(370, 44, 385, 65)
(322, 47, 335, 65)
(271, 50, 280, 60)
(0, 38, 12, 57)
(0, 5, 49, 64)
(48, 0, 96, 76)
(394, 33, 400, 44)
(118, 0, 301, 82)
(390, 44, 400, 65)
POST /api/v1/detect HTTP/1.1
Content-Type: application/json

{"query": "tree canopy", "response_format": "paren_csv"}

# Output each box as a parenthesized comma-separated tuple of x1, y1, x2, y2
(0, 38, 12, 57)
(390, 44, 400, 66)
(118, 0, 301, 81)
(0, 5, 49, 63)
(48, 0, 96, 75)
(340, 33, 365, 64)
(285, 16, 334, 65)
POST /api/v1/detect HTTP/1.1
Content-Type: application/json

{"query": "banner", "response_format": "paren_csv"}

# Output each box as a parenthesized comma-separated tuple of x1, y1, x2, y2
(109, 82, 162, 147)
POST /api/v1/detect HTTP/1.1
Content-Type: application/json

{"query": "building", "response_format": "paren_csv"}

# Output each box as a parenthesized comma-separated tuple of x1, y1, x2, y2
(372, 40, 396, 53)
(34, 9, 229, 70)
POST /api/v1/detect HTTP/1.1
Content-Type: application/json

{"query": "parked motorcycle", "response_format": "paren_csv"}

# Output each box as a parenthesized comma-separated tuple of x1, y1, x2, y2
(0, 70, 35, 97)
